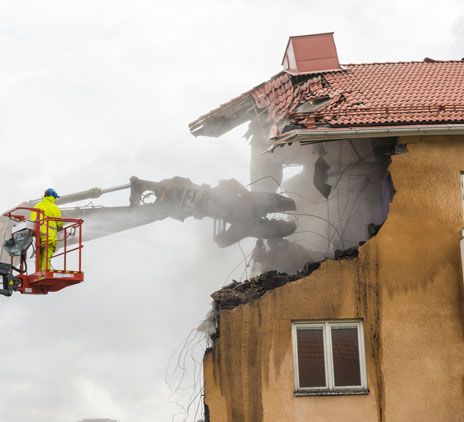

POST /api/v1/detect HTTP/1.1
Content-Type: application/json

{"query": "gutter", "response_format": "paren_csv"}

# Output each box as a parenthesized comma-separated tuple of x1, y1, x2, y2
(266, 124, 464, 152)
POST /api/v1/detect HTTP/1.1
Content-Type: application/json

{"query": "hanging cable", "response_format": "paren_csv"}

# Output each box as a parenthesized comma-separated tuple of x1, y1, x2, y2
(247, 175, 283, 193)
(284, 212, 342, 241)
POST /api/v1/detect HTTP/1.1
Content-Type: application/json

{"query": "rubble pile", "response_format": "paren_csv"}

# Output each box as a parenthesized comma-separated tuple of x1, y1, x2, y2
(334, 246, 359, 260)
(211, 267, 319, 312)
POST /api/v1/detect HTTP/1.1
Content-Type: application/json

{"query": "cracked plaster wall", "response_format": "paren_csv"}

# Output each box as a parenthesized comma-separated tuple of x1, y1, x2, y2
(203, 135, 464, 422)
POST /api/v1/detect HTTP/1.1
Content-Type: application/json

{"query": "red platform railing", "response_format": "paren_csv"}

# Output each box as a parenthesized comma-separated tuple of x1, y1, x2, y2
(3, 206, 83, 275)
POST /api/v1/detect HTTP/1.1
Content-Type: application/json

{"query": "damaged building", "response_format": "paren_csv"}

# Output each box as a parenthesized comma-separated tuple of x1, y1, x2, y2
(189, 33, 464, 421)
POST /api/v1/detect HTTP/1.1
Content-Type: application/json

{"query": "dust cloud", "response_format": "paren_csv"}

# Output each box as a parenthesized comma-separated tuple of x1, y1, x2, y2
(246, 136, 396, 275)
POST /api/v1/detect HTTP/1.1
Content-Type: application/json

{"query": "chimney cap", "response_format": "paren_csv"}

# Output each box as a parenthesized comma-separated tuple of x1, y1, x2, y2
(281, 32, 342, 75)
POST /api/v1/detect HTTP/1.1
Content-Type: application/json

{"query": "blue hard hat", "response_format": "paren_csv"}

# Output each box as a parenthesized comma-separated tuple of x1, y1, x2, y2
(44, 188, 60, 198)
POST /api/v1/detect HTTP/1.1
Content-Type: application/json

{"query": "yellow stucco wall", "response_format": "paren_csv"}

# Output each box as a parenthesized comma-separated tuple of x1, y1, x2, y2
(203, 135, 464, 422)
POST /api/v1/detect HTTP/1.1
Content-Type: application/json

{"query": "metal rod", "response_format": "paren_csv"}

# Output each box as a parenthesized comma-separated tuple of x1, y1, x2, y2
(54, 188, 102, 206)
(64, 226, 67, 272)
(53, 246, 82, 258)
(100, 183, 131, 194)
(35, 212, 42, 273)
(46, 218, 49, 271)
(54, 183, 130, 206)
(79, 223, 82, 272)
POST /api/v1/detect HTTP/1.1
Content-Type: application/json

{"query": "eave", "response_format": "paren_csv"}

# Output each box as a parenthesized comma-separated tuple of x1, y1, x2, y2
(266, 124, 464, 152)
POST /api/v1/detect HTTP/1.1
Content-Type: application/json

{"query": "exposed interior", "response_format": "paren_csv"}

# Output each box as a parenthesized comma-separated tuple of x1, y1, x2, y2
(248, 137, 399, 276)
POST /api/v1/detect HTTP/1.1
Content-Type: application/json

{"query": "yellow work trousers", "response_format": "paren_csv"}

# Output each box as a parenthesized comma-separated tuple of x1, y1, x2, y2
(39, 241, 56, 271)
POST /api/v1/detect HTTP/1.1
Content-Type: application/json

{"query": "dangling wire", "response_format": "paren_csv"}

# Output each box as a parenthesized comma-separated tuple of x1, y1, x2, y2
(29, 242, 36, 259)
(284, 212, 342, 241)
(165, 328, 209, 422)
(247, 175, 283, 193)
(221, 248, 253, 286)
(238, 241, 249, 281)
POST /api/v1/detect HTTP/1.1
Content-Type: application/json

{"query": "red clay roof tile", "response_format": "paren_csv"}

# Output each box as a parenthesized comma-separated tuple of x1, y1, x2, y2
(190, 61, 464, 135)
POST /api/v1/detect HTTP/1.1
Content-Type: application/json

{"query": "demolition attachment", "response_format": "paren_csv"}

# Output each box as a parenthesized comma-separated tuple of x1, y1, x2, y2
(128, 176, 297, 247)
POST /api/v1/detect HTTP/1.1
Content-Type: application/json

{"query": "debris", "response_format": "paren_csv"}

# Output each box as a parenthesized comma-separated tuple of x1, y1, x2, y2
(302, 261, 322, 276)
(368, 223, 383, 238)
(334, 246, 359, 260)
(212, 240, 371, 315)
(281, 123, 306, 133)
(314, 156, 331, 198)
(211, 271, 305, 312)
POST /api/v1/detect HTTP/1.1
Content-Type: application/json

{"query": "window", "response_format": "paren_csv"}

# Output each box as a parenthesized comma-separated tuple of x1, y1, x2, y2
(292, 320, 368, 395)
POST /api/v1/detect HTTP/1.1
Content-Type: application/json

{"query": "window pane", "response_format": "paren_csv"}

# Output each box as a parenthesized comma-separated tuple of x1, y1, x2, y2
(331, 327, 361, 387)
(296, 328, 326, 387)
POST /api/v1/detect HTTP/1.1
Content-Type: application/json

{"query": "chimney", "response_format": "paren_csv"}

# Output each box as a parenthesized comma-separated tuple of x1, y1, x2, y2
(281, 32, 341, 75)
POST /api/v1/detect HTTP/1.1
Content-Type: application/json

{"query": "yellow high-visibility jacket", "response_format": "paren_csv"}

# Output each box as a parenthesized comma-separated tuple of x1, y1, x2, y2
(31, 196, 63, 242)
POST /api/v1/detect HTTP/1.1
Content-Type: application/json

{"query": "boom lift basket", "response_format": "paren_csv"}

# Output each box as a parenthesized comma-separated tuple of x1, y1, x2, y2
(1, 207, 84, 296)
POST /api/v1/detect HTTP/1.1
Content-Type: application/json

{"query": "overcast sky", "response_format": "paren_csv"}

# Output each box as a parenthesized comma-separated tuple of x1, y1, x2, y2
(0, 1, 463, 421)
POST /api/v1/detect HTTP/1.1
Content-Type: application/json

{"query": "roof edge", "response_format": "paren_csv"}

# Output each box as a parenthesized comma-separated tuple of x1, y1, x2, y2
(267, 124, 464, 151)
(341, 60, 464, 66)
(188, 71, 286, 136)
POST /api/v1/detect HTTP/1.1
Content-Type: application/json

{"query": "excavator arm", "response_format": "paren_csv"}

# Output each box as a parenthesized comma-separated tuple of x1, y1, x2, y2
(19, 176, 297, 248)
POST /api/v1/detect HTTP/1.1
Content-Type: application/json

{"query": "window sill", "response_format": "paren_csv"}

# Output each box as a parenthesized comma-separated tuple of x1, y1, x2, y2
(295, 389, 370, 397)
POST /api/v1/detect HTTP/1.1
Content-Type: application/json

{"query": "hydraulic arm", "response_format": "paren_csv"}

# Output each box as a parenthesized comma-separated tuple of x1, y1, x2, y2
(53, 176, 297, 247)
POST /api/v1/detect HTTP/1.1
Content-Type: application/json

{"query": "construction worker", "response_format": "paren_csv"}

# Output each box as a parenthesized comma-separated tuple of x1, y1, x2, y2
(30, 189, 63, 271)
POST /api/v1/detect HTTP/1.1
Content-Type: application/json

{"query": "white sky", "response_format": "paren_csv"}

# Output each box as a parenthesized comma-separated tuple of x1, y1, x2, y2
(0, 1, 462, 421)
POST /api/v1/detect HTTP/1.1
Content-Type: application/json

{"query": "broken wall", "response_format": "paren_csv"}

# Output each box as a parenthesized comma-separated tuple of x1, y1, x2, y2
(203, 134, 464, 422)
(249, 136, 395, 275)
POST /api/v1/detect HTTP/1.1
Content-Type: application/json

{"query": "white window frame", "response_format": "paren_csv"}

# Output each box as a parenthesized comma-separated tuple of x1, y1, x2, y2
(292, 320, 368, 394)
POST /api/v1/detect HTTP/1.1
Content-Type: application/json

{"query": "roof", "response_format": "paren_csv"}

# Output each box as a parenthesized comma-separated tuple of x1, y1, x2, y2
(189, 60, 464, 137)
